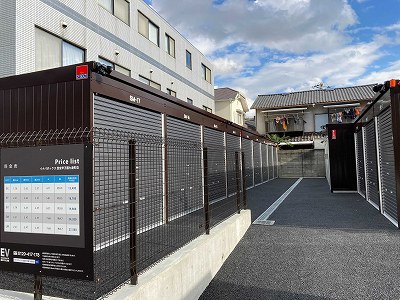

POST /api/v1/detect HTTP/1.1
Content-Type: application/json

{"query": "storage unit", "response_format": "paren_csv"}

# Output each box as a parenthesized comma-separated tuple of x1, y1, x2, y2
(226, 133, 241, 196)
(253, 142, 262, 185)
(203, 127, 226, 202)
(326, 123, 357, 192)
(377, 108, 397, 223)
(242, 138, 254, 188)
(355, 130, 366, 197)
(167, 117, 202, 220)
(262, 144, 269, 181)
(354, 80, 400, 227)
(0, 63, 280, 298)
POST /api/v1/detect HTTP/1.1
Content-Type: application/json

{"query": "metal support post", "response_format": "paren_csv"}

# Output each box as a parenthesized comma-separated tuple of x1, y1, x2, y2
(235, 152, 241, 213)
(129, 140, 138, 285)
(203, 147, 210, 234)
(241, 152, 247, 209)
(34, 274, 42, 300)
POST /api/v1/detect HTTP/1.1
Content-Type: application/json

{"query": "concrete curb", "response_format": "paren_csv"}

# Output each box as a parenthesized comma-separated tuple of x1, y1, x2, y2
(108, 210, 252, 300)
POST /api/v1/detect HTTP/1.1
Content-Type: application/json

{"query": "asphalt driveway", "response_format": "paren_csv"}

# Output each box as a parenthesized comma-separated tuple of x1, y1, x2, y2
(200, 178, 400, 300)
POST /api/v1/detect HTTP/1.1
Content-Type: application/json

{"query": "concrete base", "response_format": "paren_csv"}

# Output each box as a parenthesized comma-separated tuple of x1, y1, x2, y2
(0, 210, 251, 300)
(109, 210, 251, 300)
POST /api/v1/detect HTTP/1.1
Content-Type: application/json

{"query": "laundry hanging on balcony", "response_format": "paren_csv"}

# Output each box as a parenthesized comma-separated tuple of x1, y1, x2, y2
(330, 108, 360, 123)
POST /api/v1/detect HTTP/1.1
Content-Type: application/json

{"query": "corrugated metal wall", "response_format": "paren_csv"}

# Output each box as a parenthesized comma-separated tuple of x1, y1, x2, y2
(253, 142, 262, 185)
(364, 121, 380, 209)
(226, 134, 241, 196)
(262, 144, 268, 181)
(356, 130, 366, 197)
(268, 145, 274, 179)
(242, 139, 254, 188)
(166, 117, 202, 220)
(94, 96, 163, 236)
(377, 109, 398, 224)
(203, 127, 226, 202)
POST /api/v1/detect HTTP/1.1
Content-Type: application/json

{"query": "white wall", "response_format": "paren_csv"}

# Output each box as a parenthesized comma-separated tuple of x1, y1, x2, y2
(8, 0, 215, 111)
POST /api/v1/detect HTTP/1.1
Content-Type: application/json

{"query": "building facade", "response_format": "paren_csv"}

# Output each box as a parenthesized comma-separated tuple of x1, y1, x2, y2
(0, 0, 215, 111)
(252, 84, 376, 138)
(214, 88, 249, 127)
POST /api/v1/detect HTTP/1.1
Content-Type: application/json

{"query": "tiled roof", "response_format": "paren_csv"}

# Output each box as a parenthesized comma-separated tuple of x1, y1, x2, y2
(251, 84, 377, 109)
(215, 87, 239, 100)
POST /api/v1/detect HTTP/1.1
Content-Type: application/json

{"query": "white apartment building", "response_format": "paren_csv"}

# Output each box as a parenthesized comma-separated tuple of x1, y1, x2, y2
(0, 0, 215, 111)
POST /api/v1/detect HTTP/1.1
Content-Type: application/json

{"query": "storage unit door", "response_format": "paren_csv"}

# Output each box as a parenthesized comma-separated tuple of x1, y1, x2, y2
(356, 130, 366, 197)
(166, 117, 202, 220)
(226, 134, 241, 196)
(262, 144, 268, 182)
(253, 142, 262, 184)
(93, 96, 163, 243)
(204, 127, 226, 202)
(378, 109, 398, 224)
(275, 147, 279, 179)
(242, 139, 254, 188)
(364, 121, 380, 209)
(268, 145, 274, 179)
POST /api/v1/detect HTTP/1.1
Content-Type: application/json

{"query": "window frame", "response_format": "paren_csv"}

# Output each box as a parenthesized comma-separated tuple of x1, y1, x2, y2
(165, 34, 176, 58)
(138, 11, 159, 46)
(186, 50, 192, 70)
(201, 63, 212, 84)
(99, 0, 130, 25)
(167, 88, 176, 97)
(139, 75, 161, 90)
(35, 27, 85, 71)
(203, 105, 212, 113)
(98, 56, 131, 76)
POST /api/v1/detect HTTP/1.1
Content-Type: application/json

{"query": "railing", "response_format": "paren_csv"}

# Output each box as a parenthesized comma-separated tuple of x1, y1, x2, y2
(0, 128, 251, 300)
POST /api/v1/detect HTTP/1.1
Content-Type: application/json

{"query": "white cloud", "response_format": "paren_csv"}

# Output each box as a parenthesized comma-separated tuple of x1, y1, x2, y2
(151, 0, 358, 54)
(355, 60, 400, 84)
(212, 57, 243, 75)
(149, 0, 399, 111)
(228, 40, 383, 101)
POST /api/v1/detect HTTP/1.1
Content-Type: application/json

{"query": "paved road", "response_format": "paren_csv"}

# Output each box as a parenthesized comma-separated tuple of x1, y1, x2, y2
(200, 178, 400, 300)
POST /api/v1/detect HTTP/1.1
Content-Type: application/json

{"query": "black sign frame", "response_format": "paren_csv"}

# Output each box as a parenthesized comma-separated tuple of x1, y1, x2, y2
(0, 144, 93, 280)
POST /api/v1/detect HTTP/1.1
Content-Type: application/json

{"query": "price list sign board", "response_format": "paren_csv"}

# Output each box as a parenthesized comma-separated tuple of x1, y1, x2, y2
(0, 144, 93, 280)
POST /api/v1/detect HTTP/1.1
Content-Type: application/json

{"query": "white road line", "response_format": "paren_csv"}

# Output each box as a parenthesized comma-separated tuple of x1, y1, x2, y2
(253, 178, 303, 224)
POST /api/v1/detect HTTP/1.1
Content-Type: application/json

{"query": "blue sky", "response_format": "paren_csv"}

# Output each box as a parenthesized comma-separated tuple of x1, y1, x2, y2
(145, 0, 400, 108)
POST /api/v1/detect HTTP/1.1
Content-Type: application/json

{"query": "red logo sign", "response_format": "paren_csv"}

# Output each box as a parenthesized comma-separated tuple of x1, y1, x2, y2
(332, 130, 337, 140)
(76, 65, 88, 80)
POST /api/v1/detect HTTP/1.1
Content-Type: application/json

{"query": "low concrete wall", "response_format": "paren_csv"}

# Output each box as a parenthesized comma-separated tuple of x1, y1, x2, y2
(109, 210, 251, 300)
(0, 211, 251, 300)
(279, 149, 325, 178)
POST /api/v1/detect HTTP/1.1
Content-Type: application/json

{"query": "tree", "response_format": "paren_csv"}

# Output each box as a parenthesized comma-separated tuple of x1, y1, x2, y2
(266, 133, 293, 149)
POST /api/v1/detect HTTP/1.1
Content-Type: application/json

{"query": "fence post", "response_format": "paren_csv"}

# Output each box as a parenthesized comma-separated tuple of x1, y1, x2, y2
(129, 140, 138, 285)
(241, 152, 247, 209)
(235, 152, 241, 213)
(33, 274, 42, 300)
(203, 147, 210, 234)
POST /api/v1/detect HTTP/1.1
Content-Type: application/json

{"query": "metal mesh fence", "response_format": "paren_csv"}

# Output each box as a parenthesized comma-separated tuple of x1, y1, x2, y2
(0, 127, 253, 300)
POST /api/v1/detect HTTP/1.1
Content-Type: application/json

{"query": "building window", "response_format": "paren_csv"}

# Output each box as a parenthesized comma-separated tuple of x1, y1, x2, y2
(98, 57, 131, 76)
(237, 113, 243, 125)
(203, 106, 212, 113)
(201, 64, 212, 83)
(99, 57, 131, 76)
(186, 50, 192, 69)
(165, 34, 176, 58)
(138, 11, 159, 46)
(35, 28, 84, 71)
(167, 88, 176, 97)
(99, 0, 130, 25)
(187, 98, 193, 105)
(139, 75, 161, 90)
